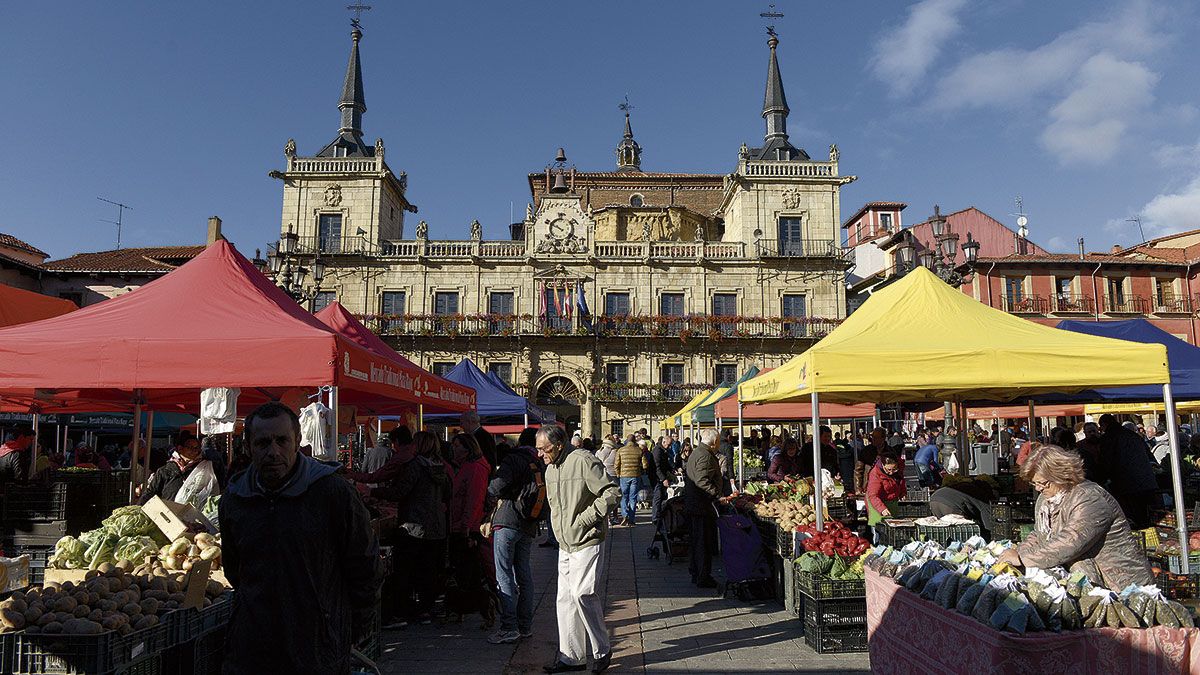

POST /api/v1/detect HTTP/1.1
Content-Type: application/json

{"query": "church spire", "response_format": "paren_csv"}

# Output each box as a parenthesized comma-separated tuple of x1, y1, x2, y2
(339, 26, 367, 136)
(615, 99, 642, 172)
(762, 31, 789, 143)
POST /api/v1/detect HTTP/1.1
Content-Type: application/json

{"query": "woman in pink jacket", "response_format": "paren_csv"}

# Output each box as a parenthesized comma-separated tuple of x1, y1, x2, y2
(447, 433, 495, 625)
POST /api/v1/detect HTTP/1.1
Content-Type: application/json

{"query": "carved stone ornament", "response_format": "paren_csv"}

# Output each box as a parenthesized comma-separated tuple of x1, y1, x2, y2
(781, 187, 803, 210)
(284, 138, 296, 157)
(324, 184, 343, 207)
(375, 138, 385, 159)
(641, 220, 652, 242)
(829, 143, 840, 162)
(695, 222, 704, 242)
(470, 219, 482, 240)
(415, 220, 428, 240)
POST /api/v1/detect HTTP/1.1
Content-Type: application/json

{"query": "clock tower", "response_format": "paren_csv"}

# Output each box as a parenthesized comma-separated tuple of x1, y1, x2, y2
(528, 150, 591, 257)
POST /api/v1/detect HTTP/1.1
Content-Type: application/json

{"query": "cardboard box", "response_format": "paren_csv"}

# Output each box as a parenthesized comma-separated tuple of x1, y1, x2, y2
(141, 496, 216, 541)
(45, 566, 231, 588)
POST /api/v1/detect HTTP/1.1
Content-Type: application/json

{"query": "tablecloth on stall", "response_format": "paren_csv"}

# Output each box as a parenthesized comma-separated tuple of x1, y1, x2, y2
(865, 568, 1200, 675)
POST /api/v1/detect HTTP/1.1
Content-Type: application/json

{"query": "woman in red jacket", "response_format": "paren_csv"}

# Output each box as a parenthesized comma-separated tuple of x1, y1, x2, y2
(866, 450, 907, 527)
(447, 433, 495, 625)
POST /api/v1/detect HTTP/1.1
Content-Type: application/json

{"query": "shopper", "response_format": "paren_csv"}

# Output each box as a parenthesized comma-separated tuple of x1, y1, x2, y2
(447, 433, 493, 625)
(595, 438, 617, 480)
(684, 428, 722, 589)
(0, 426, 34, 483)
(854, 428, 887, 494)
(138, 436, 219, 506)
(372, 431, 451, 625)
(539, 425, 619, 674)
(220, 402, 380, 675)
(650, 436, 674, 525)
(865, 450, 907, 527)
(912, 439, 943, 488)
(929, 484, 998, 539)
(461, 410, 498, 470)
(799, 425, 839, 478)
(1096, 414, 1159, 529)
(998, 444, 1153, 589)
(717, 431, 735, 481)
(767, 438, 802, 482)
(614, 436, 647, 526)
(486, 431, 542, 644)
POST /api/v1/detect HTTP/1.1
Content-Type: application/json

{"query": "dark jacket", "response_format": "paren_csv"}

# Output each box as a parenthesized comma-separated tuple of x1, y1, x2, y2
(929, 486, 998, 538)
(854, 443, 883, 494)
(488, 446, 540, 536)
(373, 454, 451, 540)
(139, 461, 187, 505)
(474, 427, 498, 471)
(799, 441, 840, 478)
(0, 442, 29, 483)
(767, 453, 801, 482)
(1097, 426, 1158, 496)
(718, 441, 735, 480)
(220, 456, 381, 675)
(651, 444, 674, 484)
(683, 443, 721, 517)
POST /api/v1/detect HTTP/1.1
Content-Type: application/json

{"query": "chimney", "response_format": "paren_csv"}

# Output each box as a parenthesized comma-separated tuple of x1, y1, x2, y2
(1078, 238, 1085, 260)
(206, 216, 223, 246)
(1111, 244, 1122, 255)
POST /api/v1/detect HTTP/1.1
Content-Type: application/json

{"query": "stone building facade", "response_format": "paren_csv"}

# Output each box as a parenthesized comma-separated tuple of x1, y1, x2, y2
(271, 27, 854, 437)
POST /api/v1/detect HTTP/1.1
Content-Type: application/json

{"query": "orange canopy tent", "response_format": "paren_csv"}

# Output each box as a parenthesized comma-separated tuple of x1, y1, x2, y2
(921, 403, 1085, 421)
(715, 396, 875, 422)
(0, 282, 76, 328)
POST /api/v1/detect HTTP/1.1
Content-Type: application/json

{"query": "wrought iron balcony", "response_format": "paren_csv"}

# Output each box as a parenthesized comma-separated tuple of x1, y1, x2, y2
(1153, 297, 1191, 314)
(1051, 293, 1096, 314)
(591, 382, 712, 403)
(1002, 295, 1049, 315)
(754, 239, 841, 258)
(1106, 296, 1150, 314)
(359, 313, 842, 340)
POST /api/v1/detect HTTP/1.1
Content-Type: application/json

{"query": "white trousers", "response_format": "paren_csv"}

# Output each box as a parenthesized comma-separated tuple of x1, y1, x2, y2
(555, 543, 610, 665)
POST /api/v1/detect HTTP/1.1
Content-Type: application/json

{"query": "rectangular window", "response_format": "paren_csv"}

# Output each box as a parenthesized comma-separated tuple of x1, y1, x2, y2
(432, 361, 456, 377)
(604, 292, 631, 316)
(488, 291, 515, 333)
(611, 419, 624, 439)
(488, 362, 512, 384)
(379, 291, 406, 333)
(660, 292, 685, 333)
(605, 363, 629, 383)
(1156, 278, 1176, 308)
(541, 286, 571, 332)
(317, 214, 343, 253)
(714, 364, 738, 386)
(434, 291, 459, 315)
(781, 294, 807, 337)
(879, 212, 893, 232)
(311, 291, 335, 313)
(1004, 276, 1026, 309)
(778, 216, 804, 256)
(660, 363, 684, 400)
(712, 292, 737, 335)
(1054, 277, 1073, 299)
(1107, 277, 1127, 310)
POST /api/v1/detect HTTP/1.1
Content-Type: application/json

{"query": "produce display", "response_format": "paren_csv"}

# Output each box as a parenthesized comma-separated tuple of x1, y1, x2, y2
(796, 521, 870, 558)
(0, 563, 229, 635)
(795, 550, 866, 581)
(865, 537, 1196, 633)
(47, 504, 222, 572)
(734, 448, 764, 472)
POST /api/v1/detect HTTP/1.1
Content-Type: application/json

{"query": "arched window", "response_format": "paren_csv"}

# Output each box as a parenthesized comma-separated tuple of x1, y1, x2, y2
(629, 194, 644, 207)
(537, 376, 582, 406)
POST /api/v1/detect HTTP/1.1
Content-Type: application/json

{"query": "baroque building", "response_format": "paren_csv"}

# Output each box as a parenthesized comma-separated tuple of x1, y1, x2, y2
(271, 26, 855, 437)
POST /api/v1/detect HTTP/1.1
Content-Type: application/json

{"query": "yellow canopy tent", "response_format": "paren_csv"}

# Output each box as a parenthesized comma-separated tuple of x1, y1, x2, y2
(735, 267, 1187, 567)
(680, 385, 731, 426)
(1084, 401, 1200, 415)
(663, 389, 713, 429)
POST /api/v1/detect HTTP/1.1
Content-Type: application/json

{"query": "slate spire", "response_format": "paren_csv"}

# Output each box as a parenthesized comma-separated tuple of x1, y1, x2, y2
(762, 32, 789, 143)
(616, 109, 642, 172)
(339, 26, 367, 136)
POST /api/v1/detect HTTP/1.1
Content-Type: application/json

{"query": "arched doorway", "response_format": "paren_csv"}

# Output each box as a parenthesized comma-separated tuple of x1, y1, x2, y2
(536, 376, 583, 437)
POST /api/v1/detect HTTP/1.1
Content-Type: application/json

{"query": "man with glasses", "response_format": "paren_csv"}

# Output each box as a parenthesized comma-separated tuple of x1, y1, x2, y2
(538, 426, 619, 674)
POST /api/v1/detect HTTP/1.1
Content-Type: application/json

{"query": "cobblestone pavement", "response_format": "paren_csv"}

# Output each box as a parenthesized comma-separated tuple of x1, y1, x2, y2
(377, 512, 871, 674)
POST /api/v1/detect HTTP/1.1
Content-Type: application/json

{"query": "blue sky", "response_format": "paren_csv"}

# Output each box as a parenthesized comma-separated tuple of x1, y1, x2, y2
(2, 0, 1199, 259)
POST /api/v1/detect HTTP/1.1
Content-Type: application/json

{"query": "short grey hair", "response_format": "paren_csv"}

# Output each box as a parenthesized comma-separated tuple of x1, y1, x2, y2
(537, 425, 568, 448)
(699, 428, 719, 446)
(460, 410, 480, 425)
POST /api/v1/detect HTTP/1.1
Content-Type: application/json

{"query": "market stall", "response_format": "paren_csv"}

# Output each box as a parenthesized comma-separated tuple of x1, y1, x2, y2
(424, 358, 552, 426)
(0, 282, 76, 328)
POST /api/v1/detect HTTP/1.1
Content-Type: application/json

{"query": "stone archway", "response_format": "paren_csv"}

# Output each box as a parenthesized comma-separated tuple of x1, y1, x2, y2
(536, 375, 584, 436)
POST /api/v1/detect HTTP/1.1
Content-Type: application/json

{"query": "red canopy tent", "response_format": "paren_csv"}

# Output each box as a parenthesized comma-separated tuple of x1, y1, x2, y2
(0, 240, 467, 416)
(313, 301, 474, 414)
(0, 282, 76, 328)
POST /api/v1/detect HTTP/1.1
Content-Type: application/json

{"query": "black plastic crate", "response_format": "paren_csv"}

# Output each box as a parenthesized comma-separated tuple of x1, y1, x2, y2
(1, 531, 63, 550)
(115, 653, 161, 675)
(776, 525, 794, 556)
(903, 487, 931, 502)
(799, 594, 866, 627)
(874, 521, 917, 547)
(1148, 550, 1200, 575)
(192, 627, 225, 675)
(892, 501, 931, 519)
(1154, 569, 1200, 601)
(10, 545, 51, 586)
(802, 619, 869, 654)
(993, 499, 1036, 523)
(916, 522, 981, 547)
(9, 621, 168, 675)
(2, 483, 67, 523)
(826, 500, 851, 520)
(793, 570, 865, 600)
(167, 595, 234, 645)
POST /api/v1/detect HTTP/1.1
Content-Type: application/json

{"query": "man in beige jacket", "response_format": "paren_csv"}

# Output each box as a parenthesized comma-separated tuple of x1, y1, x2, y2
(538, 425, 620, 674)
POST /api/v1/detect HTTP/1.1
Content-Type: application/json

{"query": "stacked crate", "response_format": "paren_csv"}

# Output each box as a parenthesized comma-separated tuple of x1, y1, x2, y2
(792, 571, 868, 654)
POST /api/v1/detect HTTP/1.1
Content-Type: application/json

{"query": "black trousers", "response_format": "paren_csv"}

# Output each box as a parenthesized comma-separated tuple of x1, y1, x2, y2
(689, 515, 717, 581)
(392, 532, 446, 618)
(650, 483, 668, 524)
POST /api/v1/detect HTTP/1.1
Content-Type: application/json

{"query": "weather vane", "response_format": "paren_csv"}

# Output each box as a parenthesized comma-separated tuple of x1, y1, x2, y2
(618, 95, 633, 114)
(347, 2, 371, 29)
(760, 3, 784, 36)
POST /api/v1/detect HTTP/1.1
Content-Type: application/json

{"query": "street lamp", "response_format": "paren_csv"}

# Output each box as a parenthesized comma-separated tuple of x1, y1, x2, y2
(251, 249, 268, 275)
(263, 225, 327, 310)
(962, 232, 980, 264)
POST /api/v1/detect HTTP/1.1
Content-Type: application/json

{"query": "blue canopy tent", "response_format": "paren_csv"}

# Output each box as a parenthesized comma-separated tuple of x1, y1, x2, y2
(426, 359, 554, 425)
(1044, 319, 1198, 572)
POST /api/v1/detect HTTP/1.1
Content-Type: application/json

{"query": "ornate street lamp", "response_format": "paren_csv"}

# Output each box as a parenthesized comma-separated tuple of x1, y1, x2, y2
(962, 232, 980, 264)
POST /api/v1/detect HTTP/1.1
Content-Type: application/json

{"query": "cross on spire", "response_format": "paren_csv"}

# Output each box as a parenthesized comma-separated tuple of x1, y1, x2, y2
(346, 2, 371, 29)
(760, 3, 784, 36)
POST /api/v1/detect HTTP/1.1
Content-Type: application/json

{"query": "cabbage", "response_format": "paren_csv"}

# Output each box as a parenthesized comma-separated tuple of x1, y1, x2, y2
(114, 536, 158, 564)
(48, 536, 87, 569)
(102, 505, 156, 538)
(84, 532, 119, 570)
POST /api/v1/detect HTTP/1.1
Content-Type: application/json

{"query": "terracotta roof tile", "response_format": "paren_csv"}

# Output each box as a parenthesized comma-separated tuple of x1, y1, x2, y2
(975, 252, 1185, 265)
(0, 233, 48, 259)
(43, 246, 205, 273)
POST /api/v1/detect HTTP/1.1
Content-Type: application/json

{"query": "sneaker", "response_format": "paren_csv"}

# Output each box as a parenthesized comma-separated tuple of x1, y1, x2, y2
(592, 652, 612, 673)
(488, 629, 521, 644)
(519, 628, 534, 638)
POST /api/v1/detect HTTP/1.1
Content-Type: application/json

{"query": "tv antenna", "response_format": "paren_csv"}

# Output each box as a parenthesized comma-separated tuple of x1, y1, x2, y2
(1009, 196, 1030, 235)
(1128, 215, 1146, 243)
(346, 2, 371, 29)
(760, 3, 784, 36)
(618, 94, 633, 114)
(97, 197, 132, 250)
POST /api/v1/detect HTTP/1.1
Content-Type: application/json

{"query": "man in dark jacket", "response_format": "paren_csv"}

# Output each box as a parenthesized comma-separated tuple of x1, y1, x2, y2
(799, 425, 840, 479)
(0, 426, 34, 483)
(462, 410, 498, 470)
(650, 436, 674, 525)
(486, 444, 540, 644)
(220, 402, 380, 675)
(684, 429, 722, 588)
(1097, 414, 1159, 529)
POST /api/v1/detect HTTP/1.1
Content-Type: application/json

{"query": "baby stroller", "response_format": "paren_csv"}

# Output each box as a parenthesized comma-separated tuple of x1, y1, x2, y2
(646, 496, 690, 563)
(717, 510, 773, 601)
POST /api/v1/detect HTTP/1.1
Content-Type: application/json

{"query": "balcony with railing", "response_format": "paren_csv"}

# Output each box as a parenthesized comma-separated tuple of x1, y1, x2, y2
(1051, 293, 1096, 315)
(1002, 295, 1049, 315)
(1153, 296, 1191, 314)
(591, 382, 712, 403)
(286, 155, 384, 174)
(754, 239, 841, 258)
(1106, 296, 1150, 314)
(360, 312, 841, 340)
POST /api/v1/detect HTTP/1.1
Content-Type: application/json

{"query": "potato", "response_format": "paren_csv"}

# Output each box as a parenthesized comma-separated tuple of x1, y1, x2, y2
(168, 593, 185, 604)
(43, 581, 61, 592)
(164, 600, 179, 611)
(2, 598, 28, 614)
(53, 611, 74, 624)
(205, 580, 225, 599)
(35, 612, 55, 627)
(55, 596, 77, 613)
(72, 605, 91, 619)
(87, 609, 103, 622)
(84, 570, 101, 580)
(64, 618, 103, 635)
(43, 621, 64, 634)
(165, 580, 180, 595)
(1, 608, 27, 630)
(117, 623, 133, 636)
(132, 614, 157, 630)
(140, 598, 160, 616)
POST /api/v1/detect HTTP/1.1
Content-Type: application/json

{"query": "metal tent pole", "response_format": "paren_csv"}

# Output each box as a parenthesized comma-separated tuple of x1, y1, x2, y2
(129, 394, 143, 502)
(29, 413, 39, 479)
(1164, 383, 1190, 574)
(1027, 400, 1036, 441)
(330, 386, 339, 459)
(737, 403, 745, 488)
(812, 390, 824, 532)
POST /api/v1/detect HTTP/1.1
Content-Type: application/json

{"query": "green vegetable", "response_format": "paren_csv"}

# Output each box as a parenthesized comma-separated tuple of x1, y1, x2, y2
(48, 536, 86, 569)
(113, 536, 158, 564)
(83, 532, 118, 570)
(796, 552, 834, 575)
(101, 505, 156, 538)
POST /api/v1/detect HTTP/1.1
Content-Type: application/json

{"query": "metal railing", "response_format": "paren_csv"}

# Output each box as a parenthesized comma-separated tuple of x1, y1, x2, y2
(739, 159, 838, 178)
(754, 239, 840, 258)
(1153, 297, 1191, 314)
(1051, 293, 1096, 314)
(591, 382, 712, 403)
(294, 236, 379, 255)
(1002, 295, 1049, 314)
(287, 156, 382, 173)
(360, 313, 841, 340)
(1106, 296, 1150, 314)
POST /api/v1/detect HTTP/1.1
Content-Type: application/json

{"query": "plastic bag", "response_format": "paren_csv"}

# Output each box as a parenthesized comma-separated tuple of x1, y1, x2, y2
(175, 459, 220, 508)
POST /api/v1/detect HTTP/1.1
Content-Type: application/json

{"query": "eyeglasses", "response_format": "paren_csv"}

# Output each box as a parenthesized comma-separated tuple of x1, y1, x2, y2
(1031, 478, 1050, 490)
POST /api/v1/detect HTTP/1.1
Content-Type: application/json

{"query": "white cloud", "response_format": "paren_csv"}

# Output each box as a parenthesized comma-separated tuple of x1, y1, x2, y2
(1046, 235, 1071, 252)
(870, 0, 967, 96)
(1040, 54, 1158, 164)
(1140, 175, 1200, 237)
(1153, 137, 1200, 168)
